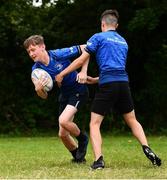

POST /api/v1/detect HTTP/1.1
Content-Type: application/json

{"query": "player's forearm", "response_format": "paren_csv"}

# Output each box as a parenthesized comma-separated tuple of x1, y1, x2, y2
(60, 53, 88, 77)
(80, 58, 89, 74)
(93, 77, 99, 83)
(86, 76, 99, 84)
(36, 89, 48, 99)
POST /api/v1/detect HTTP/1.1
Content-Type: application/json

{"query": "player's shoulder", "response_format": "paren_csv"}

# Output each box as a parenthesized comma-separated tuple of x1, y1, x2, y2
(47, 50, 59, 60)
(89, 32, 104, 41)
(48, 49, 56, 56)
(116, 33, 128, 45)
(92, 32, 103, 37)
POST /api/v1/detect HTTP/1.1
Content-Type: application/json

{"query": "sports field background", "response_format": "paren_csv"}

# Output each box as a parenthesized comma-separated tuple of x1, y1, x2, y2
(0, 135, 166, 179)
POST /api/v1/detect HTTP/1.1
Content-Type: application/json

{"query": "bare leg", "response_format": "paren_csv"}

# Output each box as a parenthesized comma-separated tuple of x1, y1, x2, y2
(58, 125, 77, 151)
(59, 105, 88, 162)
(90, 112, 104, 160)
(59, 105, 80, 136)
(123, 110, 148, 145)
(123, 110, 161, 166)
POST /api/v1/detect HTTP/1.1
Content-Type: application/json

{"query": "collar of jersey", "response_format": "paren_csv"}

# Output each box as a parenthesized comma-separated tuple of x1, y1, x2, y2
(107, 30, 116, 32)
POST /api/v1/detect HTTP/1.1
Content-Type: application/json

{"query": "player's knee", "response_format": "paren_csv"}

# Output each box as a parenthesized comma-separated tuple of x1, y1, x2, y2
(58, 131, 62, 138)
(90, 119, 100, 128)
(58, 132, 64, 138)
(59, 117, 67, 128)
(58, 130, 68, 139)
(89, 120, 96, 129)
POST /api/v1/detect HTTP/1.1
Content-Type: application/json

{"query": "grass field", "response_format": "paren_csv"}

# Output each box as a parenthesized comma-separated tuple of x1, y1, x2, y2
(0, 134, 166, 179)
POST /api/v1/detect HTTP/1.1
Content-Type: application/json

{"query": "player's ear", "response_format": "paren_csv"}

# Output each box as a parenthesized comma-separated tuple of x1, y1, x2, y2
(43, 44, 46, 49)
(116, 23, 119, 29)
(40, 43, 45, 50)
(101, 21, 105, 31)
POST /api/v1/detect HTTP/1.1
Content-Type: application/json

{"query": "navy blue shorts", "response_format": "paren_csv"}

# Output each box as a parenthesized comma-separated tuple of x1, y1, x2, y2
(91, 82, 134, 116)
(58, 90, 89, 115)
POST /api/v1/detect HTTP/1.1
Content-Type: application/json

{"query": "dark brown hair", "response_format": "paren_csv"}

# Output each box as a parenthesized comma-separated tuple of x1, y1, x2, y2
(101, 9, 119, 20)
(100, 9, 119, 26)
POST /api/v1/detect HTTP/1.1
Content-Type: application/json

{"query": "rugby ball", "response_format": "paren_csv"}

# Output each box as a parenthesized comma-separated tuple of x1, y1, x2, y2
(31, 68, 53, 92)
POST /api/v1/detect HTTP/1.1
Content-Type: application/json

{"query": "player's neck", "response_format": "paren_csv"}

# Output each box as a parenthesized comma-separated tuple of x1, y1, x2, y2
(105, 27, 116, 31)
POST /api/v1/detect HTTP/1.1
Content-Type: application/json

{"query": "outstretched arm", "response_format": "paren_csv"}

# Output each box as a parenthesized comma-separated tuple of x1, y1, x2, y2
(56, 51, 90, 87)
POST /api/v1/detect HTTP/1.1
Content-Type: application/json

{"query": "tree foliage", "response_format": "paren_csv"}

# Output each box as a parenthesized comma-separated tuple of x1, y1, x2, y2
(0, 0, 166, 134)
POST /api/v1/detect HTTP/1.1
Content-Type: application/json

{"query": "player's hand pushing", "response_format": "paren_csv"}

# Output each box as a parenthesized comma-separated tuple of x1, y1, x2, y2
(55, 74, 63, 87)
(76, 72, 87, 84)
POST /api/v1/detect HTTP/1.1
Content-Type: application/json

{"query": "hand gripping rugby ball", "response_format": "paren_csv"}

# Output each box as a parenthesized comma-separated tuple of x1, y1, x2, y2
(31, 68, 53, 92)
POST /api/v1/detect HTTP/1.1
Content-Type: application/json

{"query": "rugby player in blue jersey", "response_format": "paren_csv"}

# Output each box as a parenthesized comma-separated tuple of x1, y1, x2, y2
(24, 35, 89, 163)
(56, 10, 161, 169)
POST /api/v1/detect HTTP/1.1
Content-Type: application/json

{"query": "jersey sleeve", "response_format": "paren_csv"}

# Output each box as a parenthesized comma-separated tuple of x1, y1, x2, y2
(85, 34, 99, 55)
(50, 46, 81, 61)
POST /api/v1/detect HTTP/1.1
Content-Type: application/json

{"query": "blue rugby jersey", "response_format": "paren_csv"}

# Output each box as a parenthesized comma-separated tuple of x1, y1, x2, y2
(85, 30, 129, 85)
(32, 46, 87, 96)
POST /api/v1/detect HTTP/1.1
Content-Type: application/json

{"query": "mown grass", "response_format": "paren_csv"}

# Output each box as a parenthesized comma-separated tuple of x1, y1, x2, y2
(0, 134, 166, 179)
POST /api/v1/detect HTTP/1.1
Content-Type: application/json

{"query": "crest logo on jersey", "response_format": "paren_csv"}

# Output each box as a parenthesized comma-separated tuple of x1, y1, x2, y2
(70, 47, 74, 53)
(55, 63, 63, 71)
(87, 42, 92, 46)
